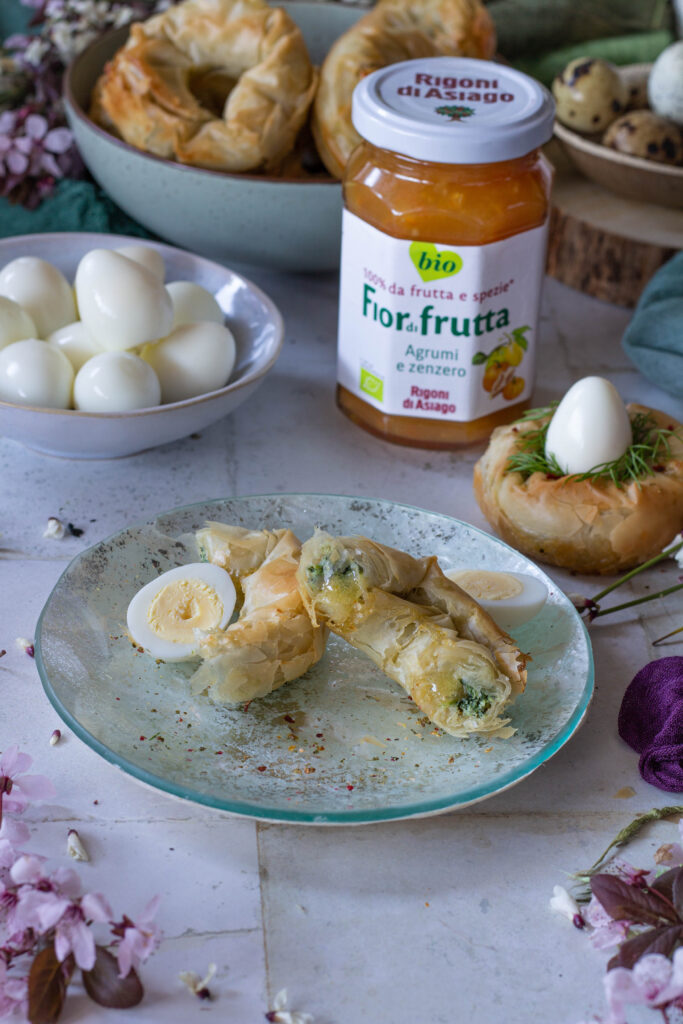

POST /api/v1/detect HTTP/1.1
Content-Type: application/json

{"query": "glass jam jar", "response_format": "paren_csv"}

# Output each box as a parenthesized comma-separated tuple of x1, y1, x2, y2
(337, 57, 555, 449)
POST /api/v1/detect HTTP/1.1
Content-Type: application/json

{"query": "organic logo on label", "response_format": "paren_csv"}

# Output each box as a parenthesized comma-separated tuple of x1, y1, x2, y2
(360, 367, 384, 402)
(435, 105, 475, 121)
(409, 242, 463, 283)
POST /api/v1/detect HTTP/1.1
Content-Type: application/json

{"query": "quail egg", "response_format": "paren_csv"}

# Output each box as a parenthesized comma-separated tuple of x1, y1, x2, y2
(73, 351, 161, 412)
(127, 562, 236, 661)
(553, 57, 628, 133)
(603, 110, 683, 165)
(444, 569, 547, 630)
(0, 257, 76, 338)
(649, 41, 683, 126)
(0, 339, 74, 408)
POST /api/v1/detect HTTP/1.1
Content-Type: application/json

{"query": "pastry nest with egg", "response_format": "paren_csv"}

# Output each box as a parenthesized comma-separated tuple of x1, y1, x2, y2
(474, 403, 683, 575)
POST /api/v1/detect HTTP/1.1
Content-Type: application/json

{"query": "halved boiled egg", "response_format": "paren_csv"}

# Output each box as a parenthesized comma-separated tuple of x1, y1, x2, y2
(127, 563, 236, 662)
(445, 568, 547, 630)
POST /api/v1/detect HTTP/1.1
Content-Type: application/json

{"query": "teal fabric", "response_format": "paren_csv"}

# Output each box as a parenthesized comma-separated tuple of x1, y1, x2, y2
(622, 252, 683, 402)
(0, 179, 153, 239)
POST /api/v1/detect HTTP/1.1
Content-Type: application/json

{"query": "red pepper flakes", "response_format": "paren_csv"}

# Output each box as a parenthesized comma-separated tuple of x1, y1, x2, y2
(346, 784, 354, 791)
(243, 701, 252, 712)
(316, 732, 323, 738)
(0, 650, 5, 658)
(303, 765, 315, 774)
(257, 765, 267, 772)
(139, 736, 146, 741)
(284, 714, 295, 723)
(215, 751, 223, 755)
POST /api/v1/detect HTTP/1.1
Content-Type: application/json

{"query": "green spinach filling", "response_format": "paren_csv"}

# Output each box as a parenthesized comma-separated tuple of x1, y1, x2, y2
(453, 682, 492, 718)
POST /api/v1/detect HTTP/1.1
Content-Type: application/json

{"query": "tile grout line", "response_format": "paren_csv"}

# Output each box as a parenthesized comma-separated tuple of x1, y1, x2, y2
(255, 820, 272, 1007)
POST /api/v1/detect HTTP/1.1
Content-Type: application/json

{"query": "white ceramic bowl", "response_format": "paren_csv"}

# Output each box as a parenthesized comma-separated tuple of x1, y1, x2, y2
(0, 233, 283, 458)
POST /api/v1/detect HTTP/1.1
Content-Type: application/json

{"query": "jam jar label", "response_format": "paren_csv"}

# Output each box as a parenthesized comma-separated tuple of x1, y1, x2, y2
(337, 210, 549, 422)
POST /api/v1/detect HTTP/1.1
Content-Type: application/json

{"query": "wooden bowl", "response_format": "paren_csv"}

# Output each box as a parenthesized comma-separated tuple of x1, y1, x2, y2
(553, 64, 683, 209)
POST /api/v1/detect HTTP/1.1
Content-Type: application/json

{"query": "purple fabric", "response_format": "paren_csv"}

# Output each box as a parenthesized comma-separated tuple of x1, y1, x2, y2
(618, 656, 683, 793)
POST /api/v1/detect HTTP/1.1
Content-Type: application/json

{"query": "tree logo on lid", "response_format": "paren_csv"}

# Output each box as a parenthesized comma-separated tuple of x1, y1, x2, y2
(435, 105, 475, 122)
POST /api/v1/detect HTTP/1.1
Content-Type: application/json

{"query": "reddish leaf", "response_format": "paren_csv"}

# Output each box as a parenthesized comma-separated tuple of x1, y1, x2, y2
(591, 874, 680, 927)
(82, 947, 143, 1009)
(607, 925, 683, 970)
(650, 866, 683, 913)
(28, 948, 72, 1024)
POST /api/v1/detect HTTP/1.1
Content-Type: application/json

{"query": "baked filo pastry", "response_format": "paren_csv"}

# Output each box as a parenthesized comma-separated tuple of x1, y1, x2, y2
(92, 0, 318, 173)
(474, 404, 683, 575)
(311, 0, 496, 178)
(297, 531, 527, 737)
(191, 524, 327, 703)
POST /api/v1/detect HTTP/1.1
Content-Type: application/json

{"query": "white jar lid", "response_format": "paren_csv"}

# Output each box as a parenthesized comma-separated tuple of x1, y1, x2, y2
(351, 57, 555, 164)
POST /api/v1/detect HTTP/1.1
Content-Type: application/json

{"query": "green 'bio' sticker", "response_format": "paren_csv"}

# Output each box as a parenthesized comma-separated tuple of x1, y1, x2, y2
(360, 368, 384, 402)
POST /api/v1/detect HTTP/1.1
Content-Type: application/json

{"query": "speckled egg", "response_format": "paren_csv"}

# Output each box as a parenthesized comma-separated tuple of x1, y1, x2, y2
(603, 110, 683, 165)
(649, 42, 683, 126)
(553, 57, 628, 133)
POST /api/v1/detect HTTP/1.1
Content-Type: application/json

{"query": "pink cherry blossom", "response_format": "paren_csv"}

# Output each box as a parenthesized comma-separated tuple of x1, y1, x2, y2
(604, 949, 683, 1024)
(0, 961, 28, 1019)
(0, 746, 55, 825)
(584, 896, 630, 951)
(116, 896, 162, 978)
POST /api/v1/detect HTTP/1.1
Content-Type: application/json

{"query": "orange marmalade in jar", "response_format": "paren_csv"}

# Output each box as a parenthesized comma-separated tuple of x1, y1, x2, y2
(337, 57, 555, 448)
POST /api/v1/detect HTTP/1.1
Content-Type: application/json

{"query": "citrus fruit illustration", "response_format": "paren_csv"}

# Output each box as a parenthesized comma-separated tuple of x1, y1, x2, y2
(473, 326, 530, 398)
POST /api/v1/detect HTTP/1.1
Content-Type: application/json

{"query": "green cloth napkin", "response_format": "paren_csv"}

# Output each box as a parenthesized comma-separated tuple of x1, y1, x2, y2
(0, 179, 153, 240)
(622, 252, 683, 401)
(514, 30, 675, 87)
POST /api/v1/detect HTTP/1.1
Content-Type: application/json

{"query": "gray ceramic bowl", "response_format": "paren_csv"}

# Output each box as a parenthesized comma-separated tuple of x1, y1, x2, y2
(0, 233, 283, 458)
(63, 2, 362, 272)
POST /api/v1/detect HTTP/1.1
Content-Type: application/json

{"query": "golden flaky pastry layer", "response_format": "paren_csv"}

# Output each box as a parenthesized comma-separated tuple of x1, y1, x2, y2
(473, 404, 683, 575)
(91, 0, 317, 173)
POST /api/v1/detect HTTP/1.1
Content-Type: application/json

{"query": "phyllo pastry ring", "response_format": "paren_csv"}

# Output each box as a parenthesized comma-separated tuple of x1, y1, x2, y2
(91, 0, 318, 174)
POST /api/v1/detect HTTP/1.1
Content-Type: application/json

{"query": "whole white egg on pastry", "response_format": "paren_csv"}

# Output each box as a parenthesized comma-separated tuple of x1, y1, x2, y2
(0, 296, 37, 350)
(115, 245, 166, 282)
(0, 257, 76, 338)
(544, 376, 632, 476)
(73, 351, 161, 412)
(444, 569, 547, 630)
(0, 339, 73, 408)
(74, 249, 173, 351)
(127, 563, 236, 661)
(166, 281, 224, 328)
(140, 322, 236, 403)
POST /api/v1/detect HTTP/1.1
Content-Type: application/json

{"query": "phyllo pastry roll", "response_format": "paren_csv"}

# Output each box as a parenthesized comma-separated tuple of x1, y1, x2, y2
(191, 526, 327, 703)
(297, 531, 526, 737)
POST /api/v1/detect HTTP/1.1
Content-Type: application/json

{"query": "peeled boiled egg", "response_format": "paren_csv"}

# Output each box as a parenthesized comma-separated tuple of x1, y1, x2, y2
(140, 322, 236, 403)
(48, 321, 102, 372)
(0, 257, 76, 338)
(445, 568, 547, 630)
(0, 339, 73, 408)
(0, 296, 37, 350)
(544, 377, 632, 476)
(115, 245, 166, 282)
(73, 351, 161, 412)
(127, 562, 236, 661)
(75, 249, 173, 351)
(166, 281, 224, 328)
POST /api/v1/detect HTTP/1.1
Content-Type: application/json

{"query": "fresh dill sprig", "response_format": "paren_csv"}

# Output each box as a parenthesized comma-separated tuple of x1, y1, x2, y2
(505, 406, 676, 487)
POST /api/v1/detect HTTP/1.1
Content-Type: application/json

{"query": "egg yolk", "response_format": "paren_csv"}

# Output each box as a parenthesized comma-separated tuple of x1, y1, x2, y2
(451, 570, 523, 603)
(146, 579, 224, 644)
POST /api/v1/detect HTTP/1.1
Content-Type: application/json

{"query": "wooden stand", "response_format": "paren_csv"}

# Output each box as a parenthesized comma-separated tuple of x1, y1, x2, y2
(545, 141, 683, 308)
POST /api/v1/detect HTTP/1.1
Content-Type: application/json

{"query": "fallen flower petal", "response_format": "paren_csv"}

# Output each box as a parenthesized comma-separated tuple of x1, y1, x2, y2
(43, 516, 65, 539)
(266, 988, 314, 1024)
(14, 638, 34, 657)
(550, 885, 585, 927)
(67, 829, 89, 862)
(179, 962, 216, 999)
(49, 729, 61, 746)
(116, 895, 162, 978)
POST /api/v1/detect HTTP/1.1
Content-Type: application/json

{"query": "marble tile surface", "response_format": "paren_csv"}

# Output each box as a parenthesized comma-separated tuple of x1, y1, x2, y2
(1, 267, 682, 1024)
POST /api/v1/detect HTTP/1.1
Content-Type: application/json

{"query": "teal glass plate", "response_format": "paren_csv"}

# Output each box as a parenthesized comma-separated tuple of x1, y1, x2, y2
(35, 494, 593, 825)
